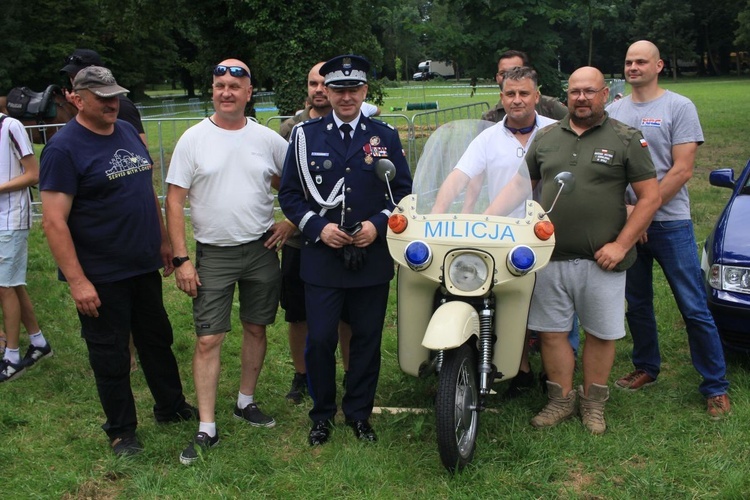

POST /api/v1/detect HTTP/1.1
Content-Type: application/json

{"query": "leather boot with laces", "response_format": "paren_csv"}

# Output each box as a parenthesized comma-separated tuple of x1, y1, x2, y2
(531, 381, 577, 428)
(578, 383, 609, 435)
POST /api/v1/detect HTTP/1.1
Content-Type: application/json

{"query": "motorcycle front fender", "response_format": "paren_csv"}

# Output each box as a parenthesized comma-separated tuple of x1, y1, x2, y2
(422, 301, 479, 351)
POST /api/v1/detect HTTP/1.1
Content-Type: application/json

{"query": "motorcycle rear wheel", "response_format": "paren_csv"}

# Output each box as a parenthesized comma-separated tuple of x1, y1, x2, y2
(435, 341, 479, 472)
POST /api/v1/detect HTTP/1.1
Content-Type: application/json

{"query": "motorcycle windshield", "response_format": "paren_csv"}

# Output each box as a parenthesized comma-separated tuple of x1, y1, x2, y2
(413, 119, 533, 217)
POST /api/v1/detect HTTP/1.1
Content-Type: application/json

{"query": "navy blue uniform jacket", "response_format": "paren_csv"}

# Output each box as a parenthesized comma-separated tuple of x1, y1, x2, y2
(278, 113, 412, 288)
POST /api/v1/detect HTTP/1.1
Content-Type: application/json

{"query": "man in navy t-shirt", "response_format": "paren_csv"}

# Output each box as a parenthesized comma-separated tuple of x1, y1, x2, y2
(39, 66, 195, 457)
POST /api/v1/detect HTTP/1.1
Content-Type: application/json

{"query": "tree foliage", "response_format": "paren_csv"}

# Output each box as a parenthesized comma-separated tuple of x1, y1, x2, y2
(736, 0, 750, 48)
(0, 0, 747, 106)
(631, 0, 695, 81)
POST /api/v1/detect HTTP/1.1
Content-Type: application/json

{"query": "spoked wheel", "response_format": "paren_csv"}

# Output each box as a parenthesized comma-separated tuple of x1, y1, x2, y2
(435, 341, 480, 472)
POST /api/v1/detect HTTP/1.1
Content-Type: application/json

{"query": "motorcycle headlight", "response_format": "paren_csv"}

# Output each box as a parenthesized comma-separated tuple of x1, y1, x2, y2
(709, 264, 750, 294)
(445, 251, 492, 294)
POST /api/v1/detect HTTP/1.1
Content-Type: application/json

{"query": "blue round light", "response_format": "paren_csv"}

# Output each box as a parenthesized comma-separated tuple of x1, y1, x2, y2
(404, 241, 432, 270)
(508, 245, 536, 275)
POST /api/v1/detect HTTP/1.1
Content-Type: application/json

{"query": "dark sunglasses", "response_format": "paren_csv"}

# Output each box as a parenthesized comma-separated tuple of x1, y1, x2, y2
(213, 65, 251, 79)
(65, 55, 84, 65)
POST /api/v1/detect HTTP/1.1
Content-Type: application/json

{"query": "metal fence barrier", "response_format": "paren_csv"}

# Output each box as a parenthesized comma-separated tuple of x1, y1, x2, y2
(410, 102, 490, 166)
(26, 102, 504, 215)
(265, 102, 489, 169)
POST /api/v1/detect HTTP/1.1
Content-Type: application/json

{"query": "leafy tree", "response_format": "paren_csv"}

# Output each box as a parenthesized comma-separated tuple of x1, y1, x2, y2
(736, 0, 750, 48)
(631, 0, 695, 81)
(0, 0, 99, 93)
(236, 0, 382, 115)
(371, 0, 424, 80)
(424, 0, 569, 95)
(692, 0, 744, 75)
(557, 0, 633, 76)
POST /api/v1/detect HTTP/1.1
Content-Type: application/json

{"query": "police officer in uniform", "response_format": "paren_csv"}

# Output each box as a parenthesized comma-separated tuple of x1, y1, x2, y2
(278, 55, 412, 445)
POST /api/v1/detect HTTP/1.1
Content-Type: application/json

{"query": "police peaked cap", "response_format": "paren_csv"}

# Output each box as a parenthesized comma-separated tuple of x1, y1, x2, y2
(320, 55, 370, 88)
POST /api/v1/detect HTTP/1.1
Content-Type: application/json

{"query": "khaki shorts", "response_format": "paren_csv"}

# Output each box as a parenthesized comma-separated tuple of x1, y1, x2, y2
(528, 259, 626, 340)
(193, 238, 281, 336)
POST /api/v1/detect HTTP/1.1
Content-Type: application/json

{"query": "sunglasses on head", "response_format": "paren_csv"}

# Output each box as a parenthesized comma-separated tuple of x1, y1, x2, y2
(213, 65, 251, 79)
(65, 55, 84, 65)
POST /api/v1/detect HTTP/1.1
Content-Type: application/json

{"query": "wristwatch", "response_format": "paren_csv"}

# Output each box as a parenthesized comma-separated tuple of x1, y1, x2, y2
(172, 256, 190, 267)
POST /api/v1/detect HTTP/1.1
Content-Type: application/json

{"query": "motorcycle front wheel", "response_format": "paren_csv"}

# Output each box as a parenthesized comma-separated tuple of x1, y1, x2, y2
(435, 341, 479, 472)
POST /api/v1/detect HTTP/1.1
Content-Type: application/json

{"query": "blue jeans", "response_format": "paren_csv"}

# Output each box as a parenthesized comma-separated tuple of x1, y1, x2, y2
(625, 220, 729, 397)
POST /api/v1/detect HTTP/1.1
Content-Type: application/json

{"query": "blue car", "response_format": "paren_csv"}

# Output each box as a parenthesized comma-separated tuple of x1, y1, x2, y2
(701, 159, 750, 351)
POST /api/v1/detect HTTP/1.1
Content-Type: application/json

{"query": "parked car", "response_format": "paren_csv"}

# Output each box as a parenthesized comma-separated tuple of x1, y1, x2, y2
(701, 159, 750, 351)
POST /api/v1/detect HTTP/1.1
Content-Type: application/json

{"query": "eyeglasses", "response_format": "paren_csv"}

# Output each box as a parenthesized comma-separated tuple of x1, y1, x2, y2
(65, 55, 84, 65)
(213, 65, 251, 79)
(567, 87, 606, 99)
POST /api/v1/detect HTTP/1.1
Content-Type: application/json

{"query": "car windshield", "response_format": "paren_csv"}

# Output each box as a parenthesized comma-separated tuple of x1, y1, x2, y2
(412, 119, 532, 217)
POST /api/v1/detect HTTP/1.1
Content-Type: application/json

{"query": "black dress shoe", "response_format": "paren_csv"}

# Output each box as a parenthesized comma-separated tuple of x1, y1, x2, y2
(346, 419, 377, 442)
(309, 420, 332, 446)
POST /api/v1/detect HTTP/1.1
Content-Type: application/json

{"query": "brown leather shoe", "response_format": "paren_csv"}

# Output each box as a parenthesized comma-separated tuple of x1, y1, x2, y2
(707, 394, 731, 420)
(615, 369, 656, 391)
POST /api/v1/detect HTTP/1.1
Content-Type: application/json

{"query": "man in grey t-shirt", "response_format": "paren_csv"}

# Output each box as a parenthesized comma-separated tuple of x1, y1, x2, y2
(607, 40, 730, 419)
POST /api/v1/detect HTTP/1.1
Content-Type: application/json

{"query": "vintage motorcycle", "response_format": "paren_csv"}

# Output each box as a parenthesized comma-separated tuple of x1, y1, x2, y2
(379, 119, 573, 472)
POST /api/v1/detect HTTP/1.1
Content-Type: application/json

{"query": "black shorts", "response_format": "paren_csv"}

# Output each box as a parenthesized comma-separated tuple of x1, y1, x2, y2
(280, 245, 306, 322)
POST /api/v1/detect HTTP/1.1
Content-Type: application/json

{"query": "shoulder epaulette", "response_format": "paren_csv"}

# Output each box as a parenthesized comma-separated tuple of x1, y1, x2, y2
(534, 120, 562, 140)
(368, 118, 395, 131)
(299, 116, 324, 127)
(607, 116, 641, 147)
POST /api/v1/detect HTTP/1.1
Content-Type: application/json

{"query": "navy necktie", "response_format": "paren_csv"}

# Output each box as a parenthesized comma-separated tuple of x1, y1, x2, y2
(340, 123, 352, 150)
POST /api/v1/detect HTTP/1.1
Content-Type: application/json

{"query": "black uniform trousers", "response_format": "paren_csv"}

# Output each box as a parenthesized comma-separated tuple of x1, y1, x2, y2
(304, 281, 390, 423)
(78, 271, 187, 439)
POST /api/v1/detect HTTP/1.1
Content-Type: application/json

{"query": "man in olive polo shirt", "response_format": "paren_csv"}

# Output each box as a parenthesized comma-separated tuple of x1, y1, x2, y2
(482, 49, 567, 123)
(524, 67, 660, 435)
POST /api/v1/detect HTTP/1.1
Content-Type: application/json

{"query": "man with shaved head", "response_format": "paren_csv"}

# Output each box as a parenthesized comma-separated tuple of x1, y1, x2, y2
(166, 58, 295, 464)
(524, 66, 660, 434)
(608, 41, 730, 419)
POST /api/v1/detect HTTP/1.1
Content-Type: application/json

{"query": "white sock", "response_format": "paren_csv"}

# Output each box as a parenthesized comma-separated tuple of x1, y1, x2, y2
(198, 422, 216, 437)
(29, 331, 47, 348)
(4, 347, 20, 364)
(237, 392, 254, 409)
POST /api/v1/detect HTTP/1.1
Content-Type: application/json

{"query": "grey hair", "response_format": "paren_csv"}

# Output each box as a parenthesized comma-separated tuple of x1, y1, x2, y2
(501, 66, 538, 90)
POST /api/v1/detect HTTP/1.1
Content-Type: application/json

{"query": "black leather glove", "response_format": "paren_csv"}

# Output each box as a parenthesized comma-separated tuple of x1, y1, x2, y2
(338, 245, 367, 271)
(337, 222, 366, 270)
(339, 222, 362, 237)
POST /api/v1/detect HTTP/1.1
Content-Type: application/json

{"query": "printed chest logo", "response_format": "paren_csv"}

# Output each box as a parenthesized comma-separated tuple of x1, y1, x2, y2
(106, 149, 152, 180)
(592, 149, 614, 165)
(640, 118, 662, 127)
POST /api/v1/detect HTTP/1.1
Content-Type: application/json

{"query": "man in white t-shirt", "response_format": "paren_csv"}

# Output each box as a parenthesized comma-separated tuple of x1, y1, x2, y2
(166, 58, 295, 465)
(0, 113, 50, 383)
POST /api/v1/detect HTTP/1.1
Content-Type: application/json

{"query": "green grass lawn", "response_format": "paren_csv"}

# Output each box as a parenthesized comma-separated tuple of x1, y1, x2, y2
(3, 77, 750, 498)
